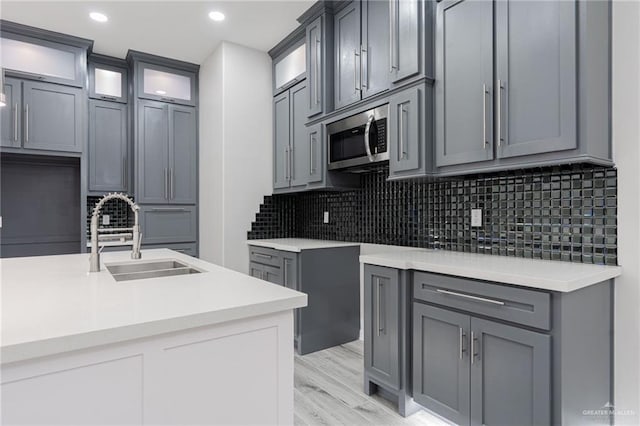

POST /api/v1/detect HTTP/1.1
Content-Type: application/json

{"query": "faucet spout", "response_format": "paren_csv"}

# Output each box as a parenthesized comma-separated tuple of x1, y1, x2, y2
(89, 193, 142, 273)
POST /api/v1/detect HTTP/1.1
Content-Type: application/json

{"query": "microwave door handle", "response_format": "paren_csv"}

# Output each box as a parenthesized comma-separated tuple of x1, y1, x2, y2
(364, 115, 375, 161)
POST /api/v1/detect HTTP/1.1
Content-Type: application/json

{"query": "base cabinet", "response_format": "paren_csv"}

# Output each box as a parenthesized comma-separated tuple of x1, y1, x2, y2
(249, 244, 360, 355)
(413, 304, 551, 426)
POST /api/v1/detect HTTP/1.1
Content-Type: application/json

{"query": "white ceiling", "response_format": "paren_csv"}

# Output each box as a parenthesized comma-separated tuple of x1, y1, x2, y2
(0, 1, 315, 64)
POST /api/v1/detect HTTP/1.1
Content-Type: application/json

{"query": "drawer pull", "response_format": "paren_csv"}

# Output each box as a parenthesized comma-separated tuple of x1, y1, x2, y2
(459, 327, 465, 360)
(150, 208, 187, 212)
(435, 289, 505, 306)
(254, 253, 273, 260)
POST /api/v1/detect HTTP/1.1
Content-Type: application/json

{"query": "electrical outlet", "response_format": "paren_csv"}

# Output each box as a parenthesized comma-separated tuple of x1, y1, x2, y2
(323, 211, 329, 224)
(471, 209, 482, 227)
(102, 215, 110, 226)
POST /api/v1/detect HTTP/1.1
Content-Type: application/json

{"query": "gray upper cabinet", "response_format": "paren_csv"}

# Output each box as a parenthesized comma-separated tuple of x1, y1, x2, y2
(89, 100, 128, 193)
(89, 61, 128, 103)
(137, 100, 169, 204)
(389, 85, 420, 175)
(334, 2, 361, 110)
(136, 99, 196, 204)
(413, 303, 470, 426)
(307, 123, 323, 184)
(273, 90, 291, 190)
(361, 0, 390, 99)
(168, 105, 197, 204)
(22, 80, 83, 153)
(390, 0, 420, 84)
(1, 78, 21, 148)
(435, 0, 494, 168)
(364, 265, 400, 391)
(495, 0, 576, 159)
(470, 318, 551, 426)
(136, 61, 196, 107)
(273, 80, 309, 193)
(290, 82, 309, 189)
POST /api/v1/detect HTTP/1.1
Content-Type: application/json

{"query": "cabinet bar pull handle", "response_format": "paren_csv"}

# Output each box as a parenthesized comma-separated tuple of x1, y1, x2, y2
(399, 105, 406, 159)
(354, 49, 361, 92)
(284, 259, 289, 287)
(389, 0, 396, 71)
(24, 104, 29, 142)
(482, 84, 488, 149)
(315, 37, 321, 105)
(151, 207, 187, 212)
(254, 253, 272, 259)
(361, 45, 368, 89)
(164, 168, 168, 199)
(471, 331, 477, 364)
(309, 134, 314, 174)
(13, 103, 18, 142)
(459, 327, 466, 359)
(170, 168, 174, 200)
(284, 148, 289, 181)
(497, 80, 504, 147)
(436, 288, 505, 305)
(376, 278, 382, 336)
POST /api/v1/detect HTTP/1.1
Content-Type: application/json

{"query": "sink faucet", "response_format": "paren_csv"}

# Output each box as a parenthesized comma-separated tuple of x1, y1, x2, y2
(89, 193, 142, 273)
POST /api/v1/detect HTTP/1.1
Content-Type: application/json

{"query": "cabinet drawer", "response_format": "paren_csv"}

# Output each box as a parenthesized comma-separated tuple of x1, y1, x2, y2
(413, 271, 551, 330)
(249, 246, 282, 268)
(143, 242, 197, 257)
(249, 261, 283, 285)
(139, 205, 197, 244)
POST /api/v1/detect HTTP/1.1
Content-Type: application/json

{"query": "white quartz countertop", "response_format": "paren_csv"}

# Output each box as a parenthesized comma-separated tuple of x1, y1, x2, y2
(360, 248, 622, 293)
(1, 249, 307, 364)
(248, 238, 361, 253)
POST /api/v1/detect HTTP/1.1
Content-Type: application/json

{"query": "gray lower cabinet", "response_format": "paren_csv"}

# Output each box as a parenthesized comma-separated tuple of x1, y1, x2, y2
(363, 265, 420, 417)
(143, 242, 198, 257)
(139, 205, 197, 245)
(249, 244, 360, 355)
(136, 100, 197, 204)
(408, 269, 612, 425)
(1, 78, 21, 148)
(388, 84, 434, 179)
(89, 100, 128, 193)
(273, 80, 309, 193)
(22, 80, 83, 153)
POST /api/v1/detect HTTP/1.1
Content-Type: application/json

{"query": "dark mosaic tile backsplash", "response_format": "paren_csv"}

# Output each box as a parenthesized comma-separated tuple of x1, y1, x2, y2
(248, 165, 618, 265)
(86, 196, 135, 238)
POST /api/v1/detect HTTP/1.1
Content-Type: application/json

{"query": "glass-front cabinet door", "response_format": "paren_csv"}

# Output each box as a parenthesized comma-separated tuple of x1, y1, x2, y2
(89, 62, 128, 103)
(136, 62, 196, 106)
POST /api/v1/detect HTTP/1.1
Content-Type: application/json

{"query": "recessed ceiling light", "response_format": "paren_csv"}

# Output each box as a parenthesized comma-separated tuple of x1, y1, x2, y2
(89, 12, 108, 23)
(208, 11, 225, 22)
(155, 90, 167, 95)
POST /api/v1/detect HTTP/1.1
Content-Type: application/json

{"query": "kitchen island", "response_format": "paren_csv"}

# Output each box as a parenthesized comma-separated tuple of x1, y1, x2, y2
(1, 249, 307, 425)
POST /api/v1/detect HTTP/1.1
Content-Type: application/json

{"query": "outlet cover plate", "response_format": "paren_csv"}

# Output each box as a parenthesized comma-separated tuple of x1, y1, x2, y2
(323, 211, 329, 224)
(102, 215, 110, 226)
(471, 209, 482, 227)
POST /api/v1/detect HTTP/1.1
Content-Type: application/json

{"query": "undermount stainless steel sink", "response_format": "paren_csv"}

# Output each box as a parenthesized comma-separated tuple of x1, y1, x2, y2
(106, 259, 203, 282)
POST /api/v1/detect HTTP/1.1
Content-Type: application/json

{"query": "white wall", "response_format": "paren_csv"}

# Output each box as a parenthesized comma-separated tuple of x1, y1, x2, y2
(199, 42, 272, 273)
(612, 1, 640, 423)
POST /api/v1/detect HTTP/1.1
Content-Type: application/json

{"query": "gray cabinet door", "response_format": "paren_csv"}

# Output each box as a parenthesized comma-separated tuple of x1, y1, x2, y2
(495, 0, 577, 159)
(273, 91, 290, 190)
(168, 105, 197, 204)
(435, 0, 494, 167)
(470, 318, 551, 426)
(1, 78, 21, 148)
(361, 0, 390, 99)
(307, 123, 323, 184)
(139, 205, 197, 244)
(289, 81, 308, 189)
(249, 261, 265, 279)
(364, 265, 400, 390)
(22, 81, 83, 153)
(389, 86, 421, 174)
(89, 100, 128, 193)
(391, 0, 420, 83)
(306, 16, 323, 117)
(413, 303, 471, 426)
(334, 1, 361, 109)
(137, 100, 169, 204)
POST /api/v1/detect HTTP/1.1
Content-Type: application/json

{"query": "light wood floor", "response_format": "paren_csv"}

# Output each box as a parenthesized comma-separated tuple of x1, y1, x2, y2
(294, 340, 450, 426)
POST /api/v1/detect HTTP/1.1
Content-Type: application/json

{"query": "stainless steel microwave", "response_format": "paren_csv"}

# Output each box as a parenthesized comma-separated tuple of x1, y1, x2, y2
(327, 105, 389, 170)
